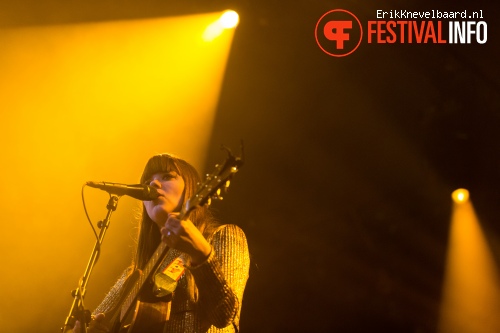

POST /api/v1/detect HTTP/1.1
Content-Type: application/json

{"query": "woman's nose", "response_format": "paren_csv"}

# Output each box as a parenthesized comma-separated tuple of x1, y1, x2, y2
(150, 179, 161, 188)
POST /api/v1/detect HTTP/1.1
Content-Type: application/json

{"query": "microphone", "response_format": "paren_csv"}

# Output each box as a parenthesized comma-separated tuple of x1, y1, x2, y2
(86, 181, 160, 201)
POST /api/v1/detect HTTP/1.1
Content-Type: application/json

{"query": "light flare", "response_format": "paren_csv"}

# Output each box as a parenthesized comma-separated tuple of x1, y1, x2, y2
(203, 10, 239, 42)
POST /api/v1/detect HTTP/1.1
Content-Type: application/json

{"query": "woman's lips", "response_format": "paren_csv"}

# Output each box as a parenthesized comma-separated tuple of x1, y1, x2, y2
(154, 193, 166, 201)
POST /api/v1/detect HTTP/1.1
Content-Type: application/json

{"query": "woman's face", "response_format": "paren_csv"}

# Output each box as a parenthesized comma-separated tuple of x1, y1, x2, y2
(143, 170, 185, 228)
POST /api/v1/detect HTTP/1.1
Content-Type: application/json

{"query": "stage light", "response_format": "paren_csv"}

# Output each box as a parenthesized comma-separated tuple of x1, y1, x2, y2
(219, 10, 239, 29)
(451, 188, 469, 203)
(203, 10, 239, 42)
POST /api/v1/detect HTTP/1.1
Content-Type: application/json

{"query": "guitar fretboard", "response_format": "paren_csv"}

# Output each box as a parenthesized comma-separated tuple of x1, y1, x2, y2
(119, 241, 169, 321)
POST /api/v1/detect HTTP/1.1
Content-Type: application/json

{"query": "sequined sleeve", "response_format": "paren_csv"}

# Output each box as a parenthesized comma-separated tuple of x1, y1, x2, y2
(93, 268, 131, 315)
(187, 224, 250, 330)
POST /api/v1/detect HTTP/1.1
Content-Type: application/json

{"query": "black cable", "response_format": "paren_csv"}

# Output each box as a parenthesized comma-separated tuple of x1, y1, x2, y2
(81, 184, 99, 242)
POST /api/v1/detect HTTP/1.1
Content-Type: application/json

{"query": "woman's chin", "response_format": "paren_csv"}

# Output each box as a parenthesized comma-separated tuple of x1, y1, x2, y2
(148, 207, 166, 223)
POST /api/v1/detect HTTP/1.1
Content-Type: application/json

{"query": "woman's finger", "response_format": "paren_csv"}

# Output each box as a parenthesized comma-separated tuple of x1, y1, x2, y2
(73, 320, 81, 333)
(94, 313, 105, 322)
(87, 313, 109, 332)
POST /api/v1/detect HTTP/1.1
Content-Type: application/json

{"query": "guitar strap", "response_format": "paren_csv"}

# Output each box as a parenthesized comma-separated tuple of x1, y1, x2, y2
(153, 257, 185, 297)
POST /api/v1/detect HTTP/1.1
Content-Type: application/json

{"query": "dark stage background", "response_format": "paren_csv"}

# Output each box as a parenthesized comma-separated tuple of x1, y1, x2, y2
(2, 0, 499, 332)
(208, 1, 500, 332)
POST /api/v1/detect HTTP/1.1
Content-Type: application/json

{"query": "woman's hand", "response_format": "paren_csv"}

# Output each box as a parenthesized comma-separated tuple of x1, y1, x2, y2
(73, 313, 109, 333)
(161, 214, 212, 265)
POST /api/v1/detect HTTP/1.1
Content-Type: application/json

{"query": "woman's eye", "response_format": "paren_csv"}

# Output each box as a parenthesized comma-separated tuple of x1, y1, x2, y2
(162, 173, 175, 180)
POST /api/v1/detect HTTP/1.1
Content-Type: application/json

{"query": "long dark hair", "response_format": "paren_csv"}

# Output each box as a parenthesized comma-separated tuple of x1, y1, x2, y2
(134, 153, 219, 270)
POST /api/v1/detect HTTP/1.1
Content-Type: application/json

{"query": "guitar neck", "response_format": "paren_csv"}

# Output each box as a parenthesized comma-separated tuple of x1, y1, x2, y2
(119, 241, 170, 322)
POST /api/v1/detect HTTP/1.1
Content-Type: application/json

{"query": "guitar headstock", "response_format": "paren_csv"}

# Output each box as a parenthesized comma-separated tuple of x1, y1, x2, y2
(179, 146, 244, 219)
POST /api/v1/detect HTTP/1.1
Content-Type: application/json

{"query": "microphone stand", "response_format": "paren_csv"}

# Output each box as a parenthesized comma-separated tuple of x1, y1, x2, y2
(61, 195, 120, 332)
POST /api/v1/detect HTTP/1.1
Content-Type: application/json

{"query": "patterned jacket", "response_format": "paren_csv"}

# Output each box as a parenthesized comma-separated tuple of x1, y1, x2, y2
(94, 224, 250, 333)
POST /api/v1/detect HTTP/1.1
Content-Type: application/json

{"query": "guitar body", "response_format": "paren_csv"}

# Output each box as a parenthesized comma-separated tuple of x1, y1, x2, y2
(126, 301, 171, 333)
(102, 270, 171, 333)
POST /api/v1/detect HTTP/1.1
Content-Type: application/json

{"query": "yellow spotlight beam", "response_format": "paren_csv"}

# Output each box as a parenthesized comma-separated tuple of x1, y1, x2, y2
(438, 191, 500, 333)
(0, 11, 236, 332)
